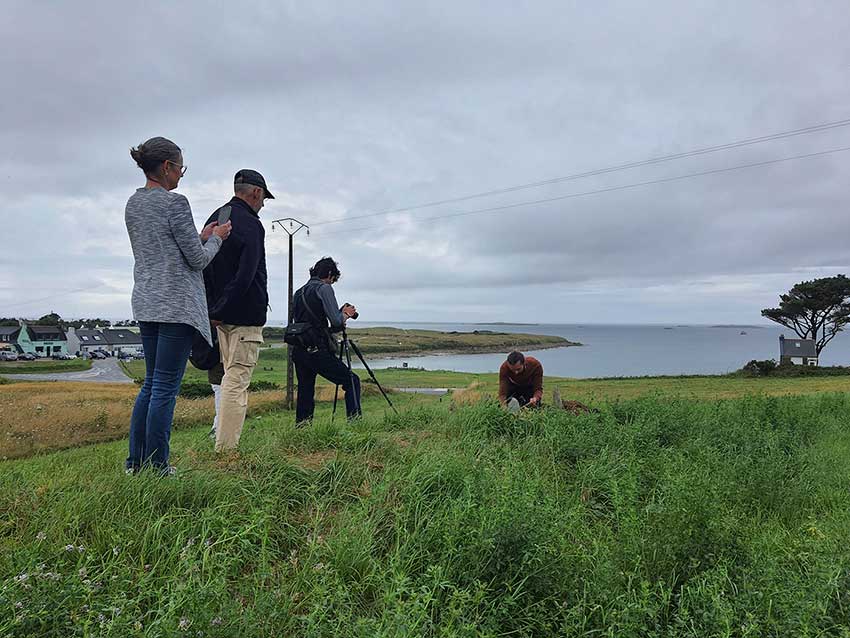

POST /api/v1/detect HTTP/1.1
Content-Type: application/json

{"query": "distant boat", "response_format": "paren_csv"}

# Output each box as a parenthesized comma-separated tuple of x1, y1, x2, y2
(740, 331, 747, 335)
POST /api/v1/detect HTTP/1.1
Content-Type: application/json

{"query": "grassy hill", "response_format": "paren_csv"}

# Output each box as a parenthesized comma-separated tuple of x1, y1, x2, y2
(3, 391, 850, 635)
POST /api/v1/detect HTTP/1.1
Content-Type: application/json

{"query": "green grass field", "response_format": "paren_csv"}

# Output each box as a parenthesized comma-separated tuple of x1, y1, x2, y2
(4, 391, 850, 636)
(0, 359, 92, 375)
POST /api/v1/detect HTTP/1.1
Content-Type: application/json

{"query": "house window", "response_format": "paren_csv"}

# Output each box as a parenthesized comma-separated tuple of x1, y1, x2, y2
(82, 336, 89, 341)
(36, 346, 43, 352)
(94, 336, 101, 341)
(795, 342, 800, 348)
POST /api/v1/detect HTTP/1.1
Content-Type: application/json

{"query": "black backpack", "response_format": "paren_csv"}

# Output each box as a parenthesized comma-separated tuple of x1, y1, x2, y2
(189, 325, 221, 371)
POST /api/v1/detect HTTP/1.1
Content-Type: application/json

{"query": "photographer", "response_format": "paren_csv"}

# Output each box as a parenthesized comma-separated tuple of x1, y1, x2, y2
(290, 257, 361, 425)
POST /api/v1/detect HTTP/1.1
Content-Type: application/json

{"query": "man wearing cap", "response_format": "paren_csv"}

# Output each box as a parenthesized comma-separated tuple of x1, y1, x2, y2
(202, 169, 273, 452)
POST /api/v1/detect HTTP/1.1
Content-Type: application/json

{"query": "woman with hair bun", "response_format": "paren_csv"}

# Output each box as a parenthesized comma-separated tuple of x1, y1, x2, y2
(124, 136, 231, 476)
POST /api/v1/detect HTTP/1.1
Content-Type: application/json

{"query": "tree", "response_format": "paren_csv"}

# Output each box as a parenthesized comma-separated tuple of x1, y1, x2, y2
(761, 275, 850, 356)
(33, 312, 62, 326)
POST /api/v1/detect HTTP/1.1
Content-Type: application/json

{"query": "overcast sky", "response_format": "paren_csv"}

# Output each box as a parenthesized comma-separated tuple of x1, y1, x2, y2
(2, 1, 849, 324)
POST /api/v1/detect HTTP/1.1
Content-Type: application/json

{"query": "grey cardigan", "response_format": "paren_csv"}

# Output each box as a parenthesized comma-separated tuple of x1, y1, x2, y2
(125, 187, 222, 345)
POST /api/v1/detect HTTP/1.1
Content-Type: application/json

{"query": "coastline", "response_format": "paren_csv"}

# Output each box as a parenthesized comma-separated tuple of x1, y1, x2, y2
(358, 340, 580, 360)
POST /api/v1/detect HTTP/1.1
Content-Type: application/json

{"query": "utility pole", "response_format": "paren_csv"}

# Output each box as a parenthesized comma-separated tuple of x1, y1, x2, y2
(271, 217, 309, 410)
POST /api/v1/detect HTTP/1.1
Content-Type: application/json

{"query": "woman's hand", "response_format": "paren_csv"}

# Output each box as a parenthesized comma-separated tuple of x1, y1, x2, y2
(201, 221, 217, 242)
(212, 221, 232, 241)
(201, 221, 232, 242)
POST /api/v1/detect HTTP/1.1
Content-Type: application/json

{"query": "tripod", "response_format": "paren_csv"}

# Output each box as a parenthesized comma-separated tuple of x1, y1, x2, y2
(332, 329, 398, 419)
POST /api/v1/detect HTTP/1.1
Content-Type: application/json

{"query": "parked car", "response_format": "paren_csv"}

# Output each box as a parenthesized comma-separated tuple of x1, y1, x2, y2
(89, 351, 105, 360)
(19, 353, 37, 361)
(0, 351, 19, 361)
(94, 349, 111, 358)
(132, 351, 145, 360)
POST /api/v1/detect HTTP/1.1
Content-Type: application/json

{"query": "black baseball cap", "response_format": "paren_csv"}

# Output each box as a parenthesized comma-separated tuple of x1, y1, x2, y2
(234, 169, 274, 199)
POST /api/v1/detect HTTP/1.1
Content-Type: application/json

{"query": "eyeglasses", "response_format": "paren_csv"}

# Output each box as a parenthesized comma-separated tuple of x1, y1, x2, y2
(167, 161, 188, 177)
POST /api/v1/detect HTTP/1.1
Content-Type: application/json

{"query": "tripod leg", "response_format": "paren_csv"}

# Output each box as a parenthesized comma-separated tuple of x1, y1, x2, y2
(348, 339, 398, 414)
(341, 338, 361, 419)
(331, 341, 344, 421)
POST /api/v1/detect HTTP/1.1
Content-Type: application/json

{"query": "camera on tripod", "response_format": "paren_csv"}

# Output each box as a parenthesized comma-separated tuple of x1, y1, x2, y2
(341, 303, 359, 320)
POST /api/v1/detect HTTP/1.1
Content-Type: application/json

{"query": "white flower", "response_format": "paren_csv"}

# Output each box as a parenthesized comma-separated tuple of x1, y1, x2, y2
(112, 546, 120, 556)
(13, 573, 29, 583)
(64, 544, 75, 552)
(77, 545, 85, 553)
(211, 617, 223, 626)
(78, 568, 87, 578)
(178, 617, 191, 631)
(14, 601, 24, 609)
(36, 531, 46, 541)
(134, 621, 143, 630)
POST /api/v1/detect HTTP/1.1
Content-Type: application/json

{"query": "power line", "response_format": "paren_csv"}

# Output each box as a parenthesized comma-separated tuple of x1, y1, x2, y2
(315, 145, 850, 238)
(1, 286, 106, 311)
(311, 117, 850, 228)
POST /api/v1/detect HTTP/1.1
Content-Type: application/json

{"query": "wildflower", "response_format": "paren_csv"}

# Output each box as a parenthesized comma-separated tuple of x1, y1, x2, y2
(77, 545, 85, 553)
(312, 562, 325, 572)
(14, 601, 24, 610)
(64, 544, 76, 552)
(204, 538, 214, 548)
(178, 617, 191, 631)
(134, 621, 143, 631)
(97, 613, 106, 623)
(81, 605, 90, 613)
(13, 573, 29, 584)
(78, 568, 87, 578)
(36, 531, 46, 541)
(211, 617, 223, 626)
(112, 546, 120, 557)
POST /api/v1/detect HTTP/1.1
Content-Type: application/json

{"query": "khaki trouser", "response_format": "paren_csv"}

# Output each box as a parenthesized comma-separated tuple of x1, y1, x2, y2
(215, 324, 263, 452)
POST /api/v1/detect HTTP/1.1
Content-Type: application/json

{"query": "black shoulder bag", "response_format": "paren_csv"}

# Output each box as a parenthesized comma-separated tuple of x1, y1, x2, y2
(284, 287, 330, 351)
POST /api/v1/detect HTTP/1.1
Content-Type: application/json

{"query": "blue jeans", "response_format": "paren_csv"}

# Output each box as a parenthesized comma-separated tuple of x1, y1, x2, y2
(126, 322, 195, 471)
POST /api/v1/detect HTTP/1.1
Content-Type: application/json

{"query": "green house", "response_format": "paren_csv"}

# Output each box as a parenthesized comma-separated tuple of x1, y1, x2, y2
(17, 324, 68, 356)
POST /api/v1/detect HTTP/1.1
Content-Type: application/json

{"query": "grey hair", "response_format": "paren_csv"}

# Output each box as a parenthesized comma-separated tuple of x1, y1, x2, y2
(130, 137, 181, 177)
(234, 183, 262, 196)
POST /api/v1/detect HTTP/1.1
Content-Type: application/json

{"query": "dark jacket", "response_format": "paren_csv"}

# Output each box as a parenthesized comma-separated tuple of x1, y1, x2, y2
(203, 197, 268, 326)
(292, 277, 346, 351)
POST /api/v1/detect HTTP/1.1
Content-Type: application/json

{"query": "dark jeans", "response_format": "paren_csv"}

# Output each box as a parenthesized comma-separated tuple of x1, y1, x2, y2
(506, 385, 538, 407)
(126, 322, 195, 471)
(292, 346, 361, 423)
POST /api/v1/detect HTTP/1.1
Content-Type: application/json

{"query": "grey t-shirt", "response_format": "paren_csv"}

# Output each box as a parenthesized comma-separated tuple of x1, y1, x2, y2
(125, 187, 222, 344)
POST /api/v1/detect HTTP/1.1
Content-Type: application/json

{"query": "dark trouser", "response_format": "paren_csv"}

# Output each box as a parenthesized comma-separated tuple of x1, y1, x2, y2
(506, 385, 538, 407)
(127, 322, 195, 471)
(292, 346, 362, 424)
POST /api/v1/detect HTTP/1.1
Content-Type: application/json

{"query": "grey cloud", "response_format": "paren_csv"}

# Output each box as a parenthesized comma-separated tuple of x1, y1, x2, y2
(4, 0, 850, 322)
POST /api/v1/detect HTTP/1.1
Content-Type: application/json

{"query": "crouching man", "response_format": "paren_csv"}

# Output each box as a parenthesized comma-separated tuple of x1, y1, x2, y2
(498, 351, 543, 412)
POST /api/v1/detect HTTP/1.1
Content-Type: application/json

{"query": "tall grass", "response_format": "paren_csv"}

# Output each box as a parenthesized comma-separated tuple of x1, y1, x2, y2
(3, 394, 850, 636)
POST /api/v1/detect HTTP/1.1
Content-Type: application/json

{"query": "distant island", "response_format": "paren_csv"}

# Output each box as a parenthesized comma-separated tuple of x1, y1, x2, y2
(710, 324, 767, 329)
(262, 326, 578, 357)
(471, 322, 540, 326)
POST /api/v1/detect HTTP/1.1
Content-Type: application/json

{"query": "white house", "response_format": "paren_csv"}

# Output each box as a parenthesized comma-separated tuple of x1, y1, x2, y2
(779, 334, 818, 366)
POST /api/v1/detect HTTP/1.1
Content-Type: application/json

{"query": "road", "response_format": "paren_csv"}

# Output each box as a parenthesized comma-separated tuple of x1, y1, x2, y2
(0, 358, 134, 383)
